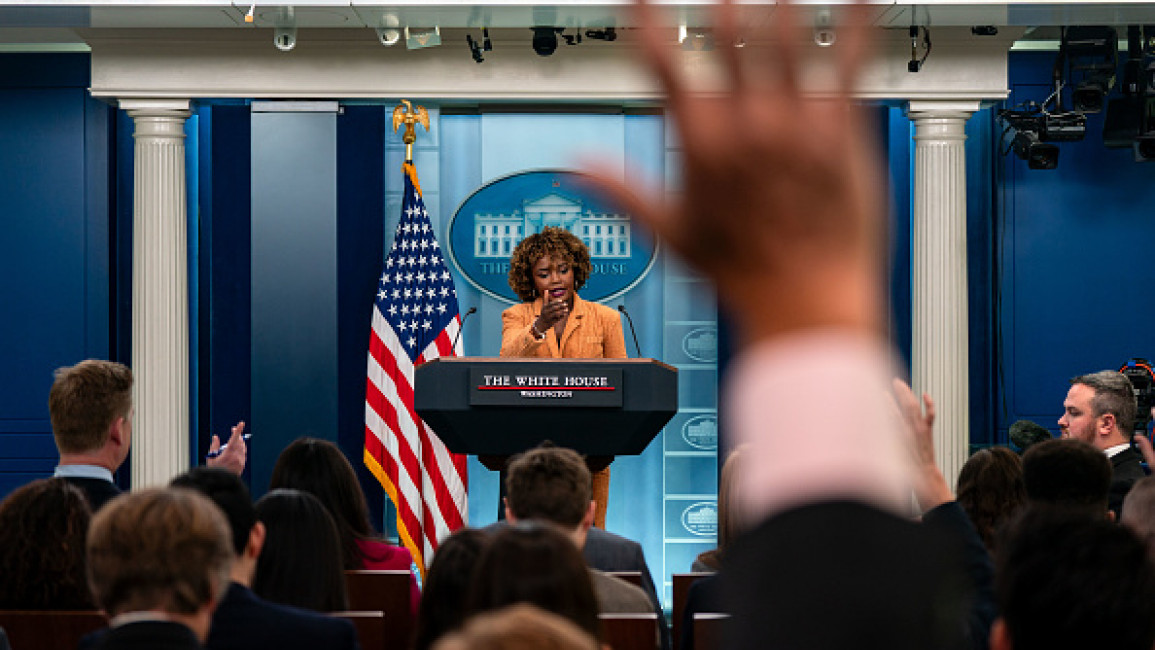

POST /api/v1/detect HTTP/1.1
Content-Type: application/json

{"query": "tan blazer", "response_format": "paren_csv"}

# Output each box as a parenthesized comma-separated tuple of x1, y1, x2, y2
(499, 293, 627, 528)
(500, 294, 628, 360)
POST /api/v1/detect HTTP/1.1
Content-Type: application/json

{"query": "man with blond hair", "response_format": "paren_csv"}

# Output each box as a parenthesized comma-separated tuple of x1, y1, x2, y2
(49, 360, 136, 510)
(86, 488, 234, 649)
(49, 359, 246, 508)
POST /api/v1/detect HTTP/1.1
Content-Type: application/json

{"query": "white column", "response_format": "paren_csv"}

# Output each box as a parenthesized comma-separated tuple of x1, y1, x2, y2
(120, 98, 192, 489)
(907, 100, 980, 488)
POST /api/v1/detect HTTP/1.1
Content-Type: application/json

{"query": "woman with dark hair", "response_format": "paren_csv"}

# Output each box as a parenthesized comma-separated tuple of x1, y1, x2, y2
(466, 523, 601, 642)
(956, 446, 1026, 553)
(253, 488, 349, 612)
(0, 478, 92, 609)
(500, 226, 627, 528)
(692, 444, 747, 572)
(269, 437, 419, 611)
(413, 528, 491, 650)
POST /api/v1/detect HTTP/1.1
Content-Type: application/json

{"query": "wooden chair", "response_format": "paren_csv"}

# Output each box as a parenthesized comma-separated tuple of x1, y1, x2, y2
(606, 570, 644, 589)
(0, 610, 107, 650)
(344, 570, 414, 650)
(599, 613, 659, 650)
(332, 610, 386, 650)
(692, 613, 729, 650)
(671, 572, 712, 650)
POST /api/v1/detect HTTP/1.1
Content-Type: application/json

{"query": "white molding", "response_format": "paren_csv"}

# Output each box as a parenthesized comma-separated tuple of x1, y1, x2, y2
(85, 26, 1017, 102)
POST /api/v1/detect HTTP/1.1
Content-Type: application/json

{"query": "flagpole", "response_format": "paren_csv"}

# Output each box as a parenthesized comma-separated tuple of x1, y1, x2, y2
(391, 99, 429, 163)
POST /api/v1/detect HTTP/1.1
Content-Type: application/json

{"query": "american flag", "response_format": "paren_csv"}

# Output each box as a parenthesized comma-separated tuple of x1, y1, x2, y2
(365, 162, 468, 575)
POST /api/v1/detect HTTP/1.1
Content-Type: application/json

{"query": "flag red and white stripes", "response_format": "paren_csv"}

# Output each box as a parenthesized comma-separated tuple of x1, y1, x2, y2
(365, 162, 468, 575)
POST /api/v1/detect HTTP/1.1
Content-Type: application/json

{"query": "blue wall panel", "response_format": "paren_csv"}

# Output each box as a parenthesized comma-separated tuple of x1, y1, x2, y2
(0, 55, 112, 498)
(199, 104, 252, 483)
(250, 109, 339, 495)
(996, 52, 1155, 437)
(337, 105, 386, 531)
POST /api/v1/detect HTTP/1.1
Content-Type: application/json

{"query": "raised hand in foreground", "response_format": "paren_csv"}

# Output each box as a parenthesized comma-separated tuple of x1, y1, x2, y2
(586, 0, 886, 347)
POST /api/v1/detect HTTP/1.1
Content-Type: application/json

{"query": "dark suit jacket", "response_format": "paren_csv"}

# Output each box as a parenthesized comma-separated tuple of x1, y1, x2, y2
(63, 476, 121, 511)
(922, 501, 996, 650)
(724, 500, 970, 650)
(94, 621, 201, 650)
(582, 527, 669, 650)
(206, 583, 359, 650)
(1109, 447, 1148, 517)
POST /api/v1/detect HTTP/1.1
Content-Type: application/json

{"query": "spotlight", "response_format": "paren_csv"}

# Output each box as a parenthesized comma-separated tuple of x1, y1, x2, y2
(532, 27, 560, 56)
(999, 107, 1084, 170)
(1012, 131, 1060, 170)
(376, 27, 400, 47)
(273, 25, 296, 51)
(1062, 26, 1117, 113)
(1134, 136, 1155, 162)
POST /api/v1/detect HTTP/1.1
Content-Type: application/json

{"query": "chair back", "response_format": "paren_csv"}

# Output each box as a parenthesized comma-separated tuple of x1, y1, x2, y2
(344, 570, 413, 650)
(605, 571, 644, 589)
(332, 610, 386, 650)
(598, 612, 659, 650)
(692, 613, 729, 650)
(671, 572, 712, 650)
(0, 610, 107, 650)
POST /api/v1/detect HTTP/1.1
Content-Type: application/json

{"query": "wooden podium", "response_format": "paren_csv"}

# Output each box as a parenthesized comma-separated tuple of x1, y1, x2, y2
(414, 358, 677, 469)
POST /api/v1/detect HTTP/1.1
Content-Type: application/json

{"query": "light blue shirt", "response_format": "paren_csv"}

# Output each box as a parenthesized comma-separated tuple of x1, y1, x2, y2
(54, 464, 115, 483)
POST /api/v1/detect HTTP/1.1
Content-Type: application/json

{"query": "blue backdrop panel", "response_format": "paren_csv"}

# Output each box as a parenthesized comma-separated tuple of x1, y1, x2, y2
(198, 103, 252, 482)
(440, 110, 681, 607)
(250, 108, 339, 494)
(996, 52, 1155, 437)
(0, 53, 111, 497)
(337, 105, 387, 531)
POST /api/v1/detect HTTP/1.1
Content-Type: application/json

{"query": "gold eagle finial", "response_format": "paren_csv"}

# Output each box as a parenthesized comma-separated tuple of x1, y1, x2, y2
(392, 99, 429, 162)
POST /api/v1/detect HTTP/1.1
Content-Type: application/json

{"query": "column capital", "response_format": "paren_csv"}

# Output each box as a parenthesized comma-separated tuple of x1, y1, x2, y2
(905, 100, 982, 121)
(118, 98, 192, 118)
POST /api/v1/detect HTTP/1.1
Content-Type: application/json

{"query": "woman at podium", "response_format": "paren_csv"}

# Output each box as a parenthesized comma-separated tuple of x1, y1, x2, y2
(500, 226, 627, 528)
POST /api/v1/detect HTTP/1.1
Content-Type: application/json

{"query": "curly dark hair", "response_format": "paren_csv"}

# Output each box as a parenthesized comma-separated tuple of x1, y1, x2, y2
(0, 478, 93, 609)
(507, 227, 591, 303)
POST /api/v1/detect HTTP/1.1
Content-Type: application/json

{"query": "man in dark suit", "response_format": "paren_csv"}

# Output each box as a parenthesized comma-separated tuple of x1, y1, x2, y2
(582, 527, 662, 614)
(48, 360, 135, 511)
(49, 360, 247, 511)
(86, 488, 235, 650)
(170, 468, 358, 650)
(1058, 370, 1148, 517)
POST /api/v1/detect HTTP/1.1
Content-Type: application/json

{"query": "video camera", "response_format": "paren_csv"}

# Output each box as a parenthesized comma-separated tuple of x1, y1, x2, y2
(1120, 358, 1155, 435)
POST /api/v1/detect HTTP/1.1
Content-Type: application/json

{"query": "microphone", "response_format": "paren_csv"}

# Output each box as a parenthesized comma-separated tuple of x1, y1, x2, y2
(617, 305, 641, 358)
(1009, 419, 1053, 453)
(451, 307, 477, 354)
